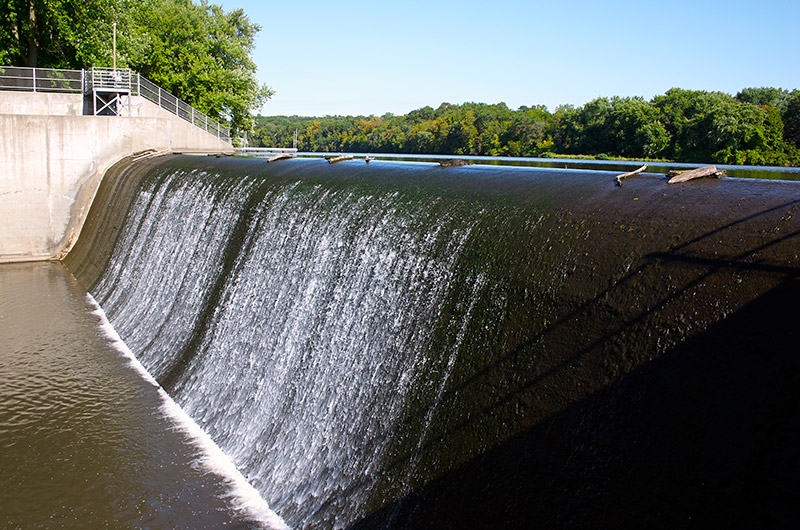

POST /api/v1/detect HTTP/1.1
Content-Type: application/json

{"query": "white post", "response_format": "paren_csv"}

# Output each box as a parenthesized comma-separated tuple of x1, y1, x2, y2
(113, 23, 117, 70)
(32, 68, 36, 92)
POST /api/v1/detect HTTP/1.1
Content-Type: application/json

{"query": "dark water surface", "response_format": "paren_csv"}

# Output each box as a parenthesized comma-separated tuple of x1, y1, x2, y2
(0, 262, 278, 529)
(64, 155, 800, 528)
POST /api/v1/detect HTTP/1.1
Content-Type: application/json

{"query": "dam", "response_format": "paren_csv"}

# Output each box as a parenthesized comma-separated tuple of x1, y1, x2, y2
(2, 76, 800, 527)
(0, 66, 231, 263)
(65, 155, 800, 527)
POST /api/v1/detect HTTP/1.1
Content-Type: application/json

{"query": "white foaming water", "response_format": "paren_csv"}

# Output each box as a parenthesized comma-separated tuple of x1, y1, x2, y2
(170, 186, 478, 527)
(94, 169, 253, 378)
(85, 293, 288, 530)
(93, 170, 488, 528)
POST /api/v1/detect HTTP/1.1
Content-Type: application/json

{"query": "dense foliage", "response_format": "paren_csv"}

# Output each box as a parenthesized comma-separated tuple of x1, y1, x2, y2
(254, 89, 800, 166)
(1, 0, 271, 134)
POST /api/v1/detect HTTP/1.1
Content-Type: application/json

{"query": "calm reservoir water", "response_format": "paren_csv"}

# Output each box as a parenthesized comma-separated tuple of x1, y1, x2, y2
(292, 152, 800, 181)
(0, 262, 282, 529)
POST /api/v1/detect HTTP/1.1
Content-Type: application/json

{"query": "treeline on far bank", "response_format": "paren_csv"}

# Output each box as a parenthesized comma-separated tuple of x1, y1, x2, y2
(252, 87, 800, 166)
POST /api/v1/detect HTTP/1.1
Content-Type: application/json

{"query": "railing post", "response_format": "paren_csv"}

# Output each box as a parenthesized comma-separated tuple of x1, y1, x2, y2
(32, 68, 36, 92)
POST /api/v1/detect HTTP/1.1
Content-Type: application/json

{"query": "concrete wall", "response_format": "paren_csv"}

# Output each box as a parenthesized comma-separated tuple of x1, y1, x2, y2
(0, 91, 232, 263)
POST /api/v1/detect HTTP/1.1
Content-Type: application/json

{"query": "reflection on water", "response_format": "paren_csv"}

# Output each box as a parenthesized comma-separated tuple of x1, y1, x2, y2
(0, 262, 263, 529)
(290, 152, 800, 181)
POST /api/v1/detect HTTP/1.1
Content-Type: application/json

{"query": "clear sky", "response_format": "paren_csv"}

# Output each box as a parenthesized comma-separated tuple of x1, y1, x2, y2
(216, 0, 800, 117)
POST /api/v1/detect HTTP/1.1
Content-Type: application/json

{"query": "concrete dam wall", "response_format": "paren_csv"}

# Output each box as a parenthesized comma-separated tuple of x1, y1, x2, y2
(64, 155, 800, 529)
(0, 91, 231, 263)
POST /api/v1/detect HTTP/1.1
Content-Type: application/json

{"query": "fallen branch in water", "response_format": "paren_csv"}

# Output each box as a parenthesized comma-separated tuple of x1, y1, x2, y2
(439, 159, 472, 167)
(615, 164, 648, 187)
(327, 154, 354, 164)
(666, 165, 726, 184)
(267, 153, 295, 163)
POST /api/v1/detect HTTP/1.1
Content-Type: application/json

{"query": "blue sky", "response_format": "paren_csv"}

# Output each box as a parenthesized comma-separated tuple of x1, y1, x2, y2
(217, 0, 800, 117)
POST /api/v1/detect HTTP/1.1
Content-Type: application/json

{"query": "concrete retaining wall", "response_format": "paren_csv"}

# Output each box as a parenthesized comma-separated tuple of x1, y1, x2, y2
(0, 91, 232, 262)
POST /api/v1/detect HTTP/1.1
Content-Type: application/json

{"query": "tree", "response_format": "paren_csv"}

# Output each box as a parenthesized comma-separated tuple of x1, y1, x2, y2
(605, 97, 669, 158)
(0, 0, 271, 136)
(652, 88, 790, 165)
(549, 104, 582, 154)
(250, 89, 799, 166)
(782, 92, 800, 148)
(128, 0, 272, 135)
(0, 0, 122, 67)
(735, 87, 795, 114)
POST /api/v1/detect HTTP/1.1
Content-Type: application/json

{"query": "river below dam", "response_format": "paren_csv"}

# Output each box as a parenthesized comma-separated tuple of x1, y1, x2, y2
(0, 262, 284, 529)
(4, 155, 800, 529)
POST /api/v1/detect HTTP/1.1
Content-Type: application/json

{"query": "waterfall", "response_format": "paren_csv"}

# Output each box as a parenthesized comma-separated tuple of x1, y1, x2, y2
(90, 160, 492, 527)
(70, 155, 800, 529)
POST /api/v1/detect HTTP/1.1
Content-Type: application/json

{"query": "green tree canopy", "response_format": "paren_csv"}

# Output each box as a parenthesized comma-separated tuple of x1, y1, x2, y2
(784, 92, 800, 148)
(252, 89, 799, 167)
(0, 0, 271, 135)
(0, 0, 122, 67)
(129, 0, 272, 134)
(735, 87, 797, 114)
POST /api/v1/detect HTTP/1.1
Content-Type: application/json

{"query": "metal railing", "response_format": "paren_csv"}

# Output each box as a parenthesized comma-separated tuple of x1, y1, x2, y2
(91, 67, 133, 92)
(134, 75, 230, 141)
(1, 65, 231, 142)
(134, 72, 230, 141)
(0, 66, 83, 93)
(236, 147, 299, 156)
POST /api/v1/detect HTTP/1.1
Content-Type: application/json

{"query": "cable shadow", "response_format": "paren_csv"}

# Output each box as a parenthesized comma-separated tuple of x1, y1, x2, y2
(348, 276, 800, 529)
(378, 203, 800, 473)
(275, 197, 800, 527)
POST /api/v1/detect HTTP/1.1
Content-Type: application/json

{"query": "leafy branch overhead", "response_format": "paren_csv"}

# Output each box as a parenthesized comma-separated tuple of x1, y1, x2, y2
(0, 0, 272, 135)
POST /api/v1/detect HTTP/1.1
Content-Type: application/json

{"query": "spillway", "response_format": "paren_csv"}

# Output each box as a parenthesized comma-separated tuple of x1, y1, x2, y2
(64, 155, 800, 529)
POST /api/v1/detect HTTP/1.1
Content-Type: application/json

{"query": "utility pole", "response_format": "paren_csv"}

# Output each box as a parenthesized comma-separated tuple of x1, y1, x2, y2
(113, 23, 117, 70)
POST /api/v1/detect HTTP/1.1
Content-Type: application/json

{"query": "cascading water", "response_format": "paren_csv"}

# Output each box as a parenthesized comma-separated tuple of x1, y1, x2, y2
(88, 160, 492, 527)
(66, 155, 800, 529)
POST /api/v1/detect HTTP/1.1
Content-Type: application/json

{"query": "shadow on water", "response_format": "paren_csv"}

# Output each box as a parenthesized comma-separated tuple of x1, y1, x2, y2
(349, 272, 800, 528)
(347, 200, 800, 529)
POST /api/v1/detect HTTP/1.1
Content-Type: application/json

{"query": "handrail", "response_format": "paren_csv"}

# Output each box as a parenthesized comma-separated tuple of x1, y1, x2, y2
(0, 66, 83, 93)
(91, 67, 133, 92)
(0, 65, 231, 143)
(128, 71, 231, 142)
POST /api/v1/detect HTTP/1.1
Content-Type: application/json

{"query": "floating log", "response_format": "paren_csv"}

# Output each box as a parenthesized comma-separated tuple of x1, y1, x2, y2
(327, 155, 354, 164)
(666, 165, 726, 184)
(439, 159, 472, 167)
(267, 153, 296, 163)
(615, 163, 648, 187)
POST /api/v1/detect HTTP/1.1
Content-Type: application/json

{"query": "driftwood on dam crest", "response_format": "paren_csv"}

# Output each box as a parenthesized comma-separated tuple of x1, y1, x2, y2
(666, 166, 726, 184)
(615, 164, 648, 186)
(440, 159, 472, 167)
